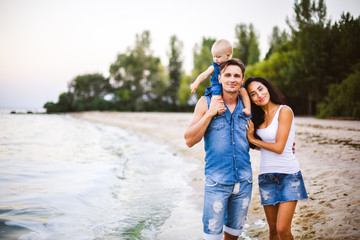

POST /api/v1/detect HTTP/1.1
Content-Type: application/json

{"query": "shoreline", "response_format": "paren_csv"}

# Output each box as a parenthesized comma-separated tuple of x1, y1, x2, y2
(71, 112, 206, 239)
(71, 111, 360, 239)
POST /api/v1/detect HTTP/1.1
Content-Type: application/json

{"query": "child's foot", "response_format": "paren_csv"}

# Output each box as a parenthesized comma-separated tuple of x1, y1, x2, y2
(242, 108, 251, 116)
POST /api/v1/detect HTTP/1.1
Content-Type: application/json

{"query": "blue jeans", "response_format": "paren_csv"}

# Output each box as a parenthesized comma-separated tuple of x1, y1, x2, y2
(202, 177, 252, 240)
(258, 171, 308, 206)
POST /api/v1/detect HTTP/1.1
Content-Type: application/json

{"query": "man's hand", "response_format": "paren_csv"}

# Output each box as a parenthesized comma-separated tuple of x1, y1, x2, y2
(209, 96, 226, 116)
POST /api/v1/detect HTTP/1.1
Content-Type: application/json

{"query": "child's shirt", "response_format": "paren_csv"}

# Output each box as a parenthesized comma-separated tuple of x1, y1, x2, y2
(205, 62, 222, 96)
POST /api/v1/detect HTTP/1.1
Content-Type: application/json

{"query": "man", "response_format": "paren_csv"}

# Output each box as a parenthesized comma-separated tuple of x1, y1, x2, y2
(184, 58, 252, 240)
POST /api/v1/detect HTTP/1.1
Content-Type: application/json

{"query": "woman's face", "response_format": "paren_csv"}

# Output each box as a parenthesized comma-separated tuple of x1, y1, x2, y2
(247, 81, 270, 106)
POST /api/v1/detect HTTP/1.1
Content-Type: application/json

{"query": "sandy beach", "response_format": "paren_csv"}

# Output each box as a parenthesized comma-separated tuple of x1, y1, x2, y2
(72, 111, 360, 240)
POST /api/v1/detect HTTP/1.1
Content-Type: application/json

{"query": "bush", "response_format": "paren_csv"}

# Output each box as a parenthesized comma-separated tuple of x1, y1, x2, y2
(317, 63, 360, 118)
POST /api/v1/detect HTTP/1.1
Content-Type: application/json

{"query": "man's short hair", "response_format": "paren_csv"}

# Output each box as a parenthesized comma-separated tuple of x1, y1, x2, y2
(219, 58, 245, 76)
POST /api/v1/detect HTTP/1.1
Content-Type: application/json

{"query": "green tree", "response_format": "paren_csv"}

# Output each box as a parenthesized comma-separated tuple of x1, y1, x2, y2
(44, 74, 110, 113)
(317, 62, 360, 118)
(43, 101, 59, 113)
(244, 1, 360, 117)
(247, 24, 261, 65)
(43, 92, 74, 113)
(168, 35, 183, 109)
(233, 23, 260, 65)
(246, 51, 291, 86)
(286, 0, 331, 115)
(328, 13, 360, 83)
(109, 31, 165, 111)
(68, 73, 111, 101)
(109, 54, 133, 110)
(57, 92, 74, 112)
(178, 75, 193, 106)
(265, 26, 290, 59)
(286, 0, 360, 116)
(233, 24, 249, 63)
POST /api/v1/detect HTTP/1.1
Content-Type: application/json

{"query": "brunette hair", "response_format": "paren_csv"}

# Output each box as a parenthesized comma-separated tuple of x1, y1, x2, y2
(219, 58, 245, 77)
(244, 77, 286, 147)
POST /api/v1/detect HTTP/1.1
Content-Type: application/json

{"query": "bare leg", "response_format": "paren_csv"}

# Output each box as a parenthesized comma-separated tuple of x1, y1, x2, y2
(276, 201, 297, 240)
(263, 204, 280, 240)
(223, 231, 238, 240)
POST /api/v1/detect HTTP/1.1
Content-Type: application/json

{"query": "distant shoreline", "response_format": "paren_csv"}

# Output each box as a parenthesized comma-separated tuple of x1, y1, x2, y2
(4, 108, 360, 120)
(0, 108, 46, 114)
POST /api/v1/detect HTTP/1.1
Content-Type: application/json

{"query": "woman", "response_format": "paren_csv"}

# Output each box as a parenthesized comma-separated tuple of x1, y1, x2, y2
(245, 77, 308, 240)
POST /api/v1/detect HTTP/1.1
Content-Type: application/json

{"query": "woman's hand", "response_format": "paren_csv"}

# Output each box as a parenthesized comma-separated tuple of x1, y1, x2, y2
(246, 119, 255, 143)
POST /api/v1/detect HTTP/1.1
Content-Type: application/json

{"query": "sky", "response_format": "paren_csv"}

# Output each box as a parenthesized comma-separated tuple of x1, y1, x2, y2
(0, 0, 359, 109)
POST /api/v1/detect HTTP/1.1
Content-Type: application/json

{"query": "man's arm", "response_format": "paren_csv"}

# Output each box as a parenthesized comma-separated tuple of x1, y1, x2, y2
(184, 96, 222, 147)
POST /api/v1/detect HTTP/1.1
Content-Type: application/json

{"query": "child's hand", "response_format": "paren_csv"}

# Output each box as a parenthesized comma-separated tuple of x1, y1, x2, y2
(190, 83, 198, 93)
(242, 108, 251, 117)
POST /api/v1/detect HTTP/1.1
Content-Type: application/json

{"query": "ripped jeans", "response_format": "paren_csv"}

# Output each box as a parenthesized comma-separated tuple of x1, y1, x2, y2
(203, 177, 252, 240)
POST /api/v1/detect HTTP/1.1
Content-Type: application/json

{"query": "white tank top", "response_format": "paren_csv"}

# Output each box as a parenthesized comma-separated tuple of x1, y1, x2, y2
(256, 105, 300, 174)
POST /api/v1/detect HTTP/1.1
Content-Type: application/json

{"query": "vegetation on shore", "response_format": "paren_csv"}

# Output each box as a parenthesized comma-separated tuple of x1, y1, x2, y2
(44, 0, 360, 118)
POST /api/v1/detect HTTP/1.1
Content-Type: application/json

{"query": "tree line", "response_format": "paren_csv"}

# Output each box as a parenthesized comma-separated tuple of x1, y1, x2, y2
(44, 0, 360, 118)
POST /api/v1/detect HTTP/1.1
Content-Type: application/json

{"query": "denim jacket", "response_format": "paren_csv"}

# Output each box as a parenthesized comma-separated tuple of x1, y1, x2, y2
(204, 95, 252, 185)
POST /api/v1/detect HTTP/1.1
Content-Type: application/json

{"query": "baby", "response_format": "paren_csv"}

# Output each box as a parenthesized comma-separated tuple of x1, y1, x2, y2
(190, 39, 251, 116)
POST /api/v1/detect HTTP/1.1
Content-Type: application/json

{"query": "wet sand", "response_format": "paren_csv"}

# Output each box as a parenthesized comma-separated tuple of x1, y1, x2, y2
(72, 112, 360, 239)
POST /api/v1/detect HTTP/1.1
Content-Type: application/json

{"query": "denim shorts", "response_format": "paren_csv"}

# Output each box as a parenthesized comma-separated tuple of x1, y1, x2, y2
(258, 171, 308, 206)
(202, 177, 252, 240)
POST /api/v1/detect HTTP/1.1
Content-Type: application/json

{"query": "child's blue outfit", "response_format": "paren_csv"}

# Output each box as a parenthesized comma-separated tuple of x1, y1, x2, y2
(205, 62, 222, 96)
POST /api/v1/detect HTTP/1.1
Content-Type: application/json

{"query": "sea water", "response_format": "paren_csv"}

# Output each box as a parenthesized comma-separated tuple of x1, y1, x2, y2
(0, 112, 196, 240)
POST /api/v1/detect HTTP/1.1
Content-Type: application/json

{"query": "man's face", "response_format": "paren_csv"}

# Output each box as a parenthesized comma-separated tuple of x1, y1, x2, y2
(219, 65, 244, 93)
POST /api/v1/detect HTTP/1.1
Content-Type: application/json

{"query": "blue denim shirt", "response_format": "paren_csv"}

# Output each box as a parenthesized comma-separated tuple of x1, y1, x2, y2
(204, 95, 252, 185)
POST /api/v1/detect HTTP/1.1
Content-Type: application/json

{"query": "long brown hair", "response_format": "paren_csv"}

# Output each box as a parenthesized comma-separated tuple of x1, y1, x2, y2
(244, 77, 285, 147)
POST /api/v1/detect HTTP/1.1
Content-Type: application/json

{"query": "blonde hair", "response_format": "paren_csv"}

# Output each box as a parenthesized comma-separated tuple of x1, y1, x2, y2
(211, 39, 233, 56)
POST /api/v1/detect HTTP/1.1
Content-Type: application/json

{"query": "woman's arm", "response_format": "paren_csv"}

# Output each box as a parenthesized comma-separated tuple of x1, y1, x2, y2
(246, 106, 293, 154)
